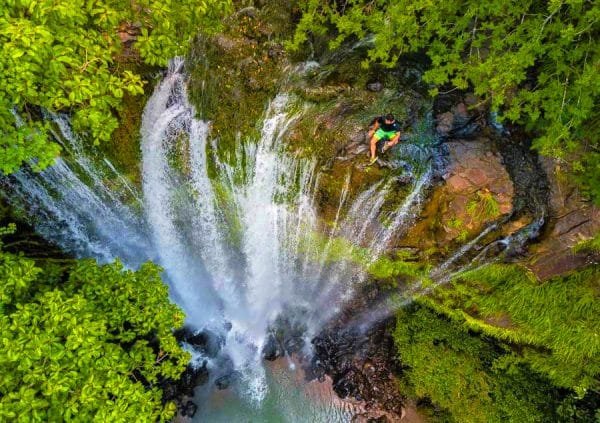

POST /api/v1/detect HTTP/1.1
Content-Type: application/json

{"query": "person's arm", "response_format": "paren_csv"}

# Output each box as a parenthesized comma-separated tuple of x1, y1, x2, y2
(368, 118, 380, 138)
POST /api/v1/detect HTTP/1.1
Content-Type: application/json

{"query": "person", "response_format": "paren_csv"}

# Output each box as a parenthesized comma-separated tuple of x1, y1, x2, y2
(367, 113, 401, 165)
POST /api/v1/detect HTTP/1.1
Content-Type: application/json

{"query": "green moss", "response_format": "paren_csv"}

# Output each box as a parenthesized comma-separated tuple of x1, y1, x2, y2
(394, 305, 563, 423)
(466, 189, 501, 221)
(100, 61, 159, 188)
(573, 231, 600, 254)
(426, 264, 600, 390)
(187, 6, 290, 156)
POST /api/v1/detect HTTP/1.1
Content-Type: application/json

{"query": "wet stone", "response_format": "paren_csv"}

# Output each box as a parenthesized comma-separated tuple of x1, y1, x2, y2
(179, 400, 197, 417)
(262, 333, 283, 361)
(215, 371, 241, 390)
(367, 82, 383, 92)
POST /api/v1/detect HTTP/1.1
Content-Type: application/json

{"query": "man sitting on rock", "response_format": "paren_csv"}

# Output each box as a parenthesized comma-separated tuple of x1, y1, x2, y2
(367, 113, 401, 165)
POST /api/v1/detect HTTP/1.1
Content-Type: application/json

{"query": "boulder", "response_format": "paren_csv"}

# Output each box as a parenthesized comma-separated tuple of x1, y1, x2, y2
(178, 362, 209, 397)
(402, 137, 514, 247)
(215, 371, 241, 390)
(262, 333, 284, 361)
(367, 82, 384, 92)
(526, 157, 600, 279)
(174, 327, 223, 358)
(178, 400, 197, 418)
(435, 101, 485, 138)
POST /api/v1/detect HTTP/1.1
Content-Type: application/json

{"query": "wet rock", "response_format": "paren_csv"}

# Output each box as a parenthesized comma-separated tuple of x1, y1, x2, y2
(367, 82, 384, 92)
(178, 400, 197, 418)
(526, 157, 599, 280)
(262, 333, 284, 361)
(236, 6, 258, 19)
(435, 98, 485, 138)
(284, 336, 305, 354)
(311, 320, 404, 418)
(435, 112, 454, 137)
(310, 285, 405, 420)
(174, 327, 223, 358)
(177, 362, 209, 397)
(160, 378, 181, 402)
(393, 174, 414, 185)
(215, 371, 241, 390)
(267, 43, 284, 59)
(402, 137, 514, 247)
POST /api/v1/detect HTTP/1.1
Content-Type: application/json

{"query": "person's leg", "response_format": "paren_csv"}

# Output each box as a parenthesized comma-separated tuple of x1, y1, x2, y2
(383, 132, 401, 152)
(370, 135, 377, 159)
(370, 130, 382, 160)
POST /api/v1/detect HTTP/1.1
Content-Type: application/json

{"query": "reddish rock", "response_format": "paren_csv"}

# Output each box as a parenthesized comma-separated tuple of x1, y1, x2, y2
(464, 168, 490, 186)
(446, 175, 471, 192)
(527, 158, 600, 280)
(436, 112, 454, 136)
(454, 102, 468, 119)
(403, 138, 515, 246)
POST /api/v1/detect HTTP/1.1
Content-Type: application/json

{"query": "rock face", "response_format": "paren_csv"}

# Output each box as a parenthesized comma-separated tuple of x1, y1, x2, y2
(311, 319, 404, 420)
(444, 140, 514, 214)
(435, 97, 486, 139)
(527, 157, 600, 279)
(309, 284, 405, 420)
(404, 137, 514, 248)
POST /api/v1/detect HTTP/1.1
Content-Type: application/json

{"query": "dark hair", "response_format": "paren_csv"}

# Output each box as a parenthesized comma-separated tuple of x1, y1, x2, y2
(385, 113, 395, 121)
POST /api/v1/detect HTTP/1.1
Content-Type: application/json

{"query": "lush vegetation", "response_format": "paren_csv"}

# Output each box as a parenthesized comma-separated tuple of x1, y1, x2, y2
(0, 235, 189, 421)
(291, 0, 600, 202)
(394, 264, 600, 422)
(0, 0, 232, 174)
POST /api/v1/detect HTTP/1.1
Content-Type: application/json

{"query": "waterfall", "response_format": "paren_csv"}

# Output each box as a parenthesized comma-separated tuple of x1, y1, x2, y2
(2, 115, 152, 266)
(2, 59, 437, 407)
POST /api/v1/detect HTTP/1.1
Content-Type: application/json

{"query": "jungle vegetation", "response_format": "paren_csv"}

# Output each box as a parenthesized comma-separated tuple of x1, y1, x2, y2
(0, 0, 232, 174)
(0, 0, 598, 421)
(0, 227, 189, 421)
(291, 0, 600, 203)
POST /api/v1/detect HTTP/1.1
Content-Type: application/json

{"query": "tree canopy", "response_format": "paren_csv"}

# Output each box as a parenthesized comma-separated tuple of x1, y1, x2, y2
(291, 0, 600, 201)
(0, 0, 232, 174)
(0, 244, 189, 421)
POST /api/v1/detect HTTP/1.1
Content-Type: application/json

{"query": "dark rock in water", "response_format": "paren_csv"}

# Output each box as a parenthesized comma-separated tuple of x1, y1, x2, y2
(174, 327, 223, 358)
(159, 360, 209, 417)
(223, 321, 233, 332)
(215, 371, 241, 390)
(236, 6, 258, 19)
(283, 335, 305, 354)
(268, 43, 284, 59)
(367, 82, 383, 92)
(435, 111, 454, 137)
(160, 378, 180, 402)
(434, 92, 486, 138)
(263, 333, 284, 361)
(179, 400, 197, 418)
(178, 361, 209, 397)
(393, 174, 414, 185)
(310, 285, 405, 419)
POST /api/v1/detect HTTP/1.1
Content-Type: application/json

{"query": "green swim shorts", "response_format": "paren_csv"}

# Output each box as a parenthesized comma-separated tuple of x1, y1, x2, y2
(373, 128, 399, 141)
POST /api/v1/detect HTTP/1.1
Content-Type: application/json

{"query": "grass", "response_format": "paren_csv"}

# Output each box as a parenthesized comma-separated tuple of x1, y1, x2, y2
(573, 231, 600, 254)
(466, 189, 501, 221)
(426, 263, 600, 389)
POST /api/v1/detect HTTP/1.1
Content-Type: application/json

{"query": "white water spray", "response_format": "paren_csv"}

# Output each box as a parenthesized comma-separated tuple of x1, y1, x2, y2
(3, 59, 440, 408)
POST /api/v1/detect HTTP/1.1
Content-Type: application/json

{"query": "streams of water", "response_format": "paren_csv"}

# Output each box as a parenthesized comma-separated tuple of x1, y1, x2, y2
(3, 59, 439, 417)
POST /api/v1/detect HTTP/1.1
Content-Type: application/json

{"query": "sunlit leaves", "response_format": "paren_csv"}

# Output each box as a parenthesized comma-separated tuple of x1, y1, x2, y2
(292, 0, 600, 201)
(1, 0, 232, 173)
(0, 251, 189, 421)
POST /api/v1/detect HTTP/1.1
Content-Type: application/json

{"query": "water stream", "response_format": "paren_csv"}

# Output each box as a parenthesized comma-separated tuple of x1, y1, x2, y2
(2, 59, 448, 419)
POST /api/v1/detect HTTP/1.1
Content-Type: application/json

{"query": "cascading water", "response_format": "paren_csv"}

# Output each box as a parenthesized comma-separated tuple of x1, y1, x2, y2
(2, 59, 442, 417)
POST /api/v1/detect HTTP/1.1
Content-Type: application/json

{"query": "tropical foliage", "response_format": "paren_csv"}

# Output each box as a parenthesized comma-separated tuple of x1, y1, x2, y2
(394, 264, 600, 422)
(291, 0, 600, 201)
(0, 0, 232, 173)
(0, 244, 189, 421)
